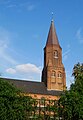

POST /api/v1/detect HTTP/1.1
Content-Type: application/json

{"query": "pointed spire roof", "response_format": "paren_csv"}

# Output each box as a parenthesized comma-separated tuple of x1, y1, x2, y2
(46, 20, 59, 46)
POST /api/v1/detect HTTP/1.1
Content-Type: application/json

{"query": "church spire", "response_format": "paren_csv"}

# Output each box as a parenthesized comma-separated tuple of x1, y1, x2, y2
(42, 19, 66, 91)
(46, 20, 60, 46)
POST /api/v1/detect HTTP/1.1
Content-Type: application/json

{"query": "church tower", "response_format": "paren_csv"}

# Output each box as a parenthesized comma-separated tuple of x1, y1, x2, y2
(42, 20, 66, 91)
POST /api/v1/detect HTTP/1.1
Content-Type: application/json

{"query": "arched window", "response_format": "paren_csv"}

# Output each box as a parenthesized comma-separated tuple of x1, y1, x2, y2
(54, 50, 58, 58)
(58, 72, 62, 78)
(51, 71, 56, 77)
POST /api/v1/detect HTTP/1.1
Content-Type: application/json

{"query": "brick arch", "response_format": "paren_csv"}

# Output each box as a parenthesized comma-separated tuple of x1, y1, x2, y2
(57, 71, 62, 78)
(51, 70, 56, 77)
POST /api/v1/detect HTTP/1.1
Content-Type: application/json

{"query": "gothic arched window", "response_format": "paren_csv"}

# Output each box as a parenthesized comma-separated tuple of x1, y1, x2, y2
(54, 50, 58, 58)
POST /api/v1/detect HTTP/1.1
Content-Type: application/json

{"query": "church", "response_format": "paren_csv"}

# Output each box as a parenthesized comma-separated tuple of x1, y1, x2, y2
(4, 19, 66, 100)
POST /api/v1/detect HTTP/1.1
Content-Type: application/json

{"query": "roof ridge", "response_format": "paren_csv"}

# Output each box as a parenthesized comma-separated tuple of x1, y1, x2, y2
(1, 77, 41, 83)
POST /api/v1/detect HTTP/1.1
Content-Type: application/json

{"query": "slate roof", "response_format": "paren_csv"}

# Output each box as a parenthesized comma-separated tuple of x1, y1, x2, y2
(2, 78, 63, 96)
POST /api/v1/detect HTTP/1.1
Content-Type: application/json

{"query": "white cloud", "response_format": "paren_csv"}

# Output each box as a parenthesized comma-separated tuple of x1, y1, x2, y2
(19, 2, 35, 11)
(63, 49, 70, 57)
(1, 1, 35, 11)
(16, 63, 41, 74)
(6, 68, 16, 74)
(7, 4, 17, 8)
(6, 63, 42, 74)
(76, 28, 83, 44)
(27, 4, 35, 11)
(63, 49, 70, 61)
(0, 0, 10, 5)
(0, 27, 17, 65)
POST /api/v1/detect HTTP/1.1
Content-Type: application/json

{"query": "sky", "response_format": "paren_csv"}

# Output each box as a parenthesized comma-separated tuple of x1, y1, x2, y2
(0, 0, 83, 89)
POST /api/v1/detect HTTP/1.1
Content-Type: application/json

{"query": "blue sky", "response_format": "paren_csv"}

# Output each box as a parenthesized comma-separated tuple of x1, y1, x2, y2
(0, 0, 83, 89)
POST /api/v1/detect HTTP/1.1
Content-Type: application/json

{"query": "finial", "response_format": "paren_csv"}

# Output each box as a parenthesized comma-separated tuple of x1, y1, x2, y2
(51, 12, 54, 22)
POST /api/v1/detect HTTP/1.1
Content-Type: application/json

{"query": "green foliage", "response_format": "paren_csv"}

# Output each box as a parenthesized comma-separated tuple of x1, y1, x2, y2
(58, 63, 83, 120)
(72, 62, 83, 79)
(0, 78, 34, 120)
(1, 63, 83, 120)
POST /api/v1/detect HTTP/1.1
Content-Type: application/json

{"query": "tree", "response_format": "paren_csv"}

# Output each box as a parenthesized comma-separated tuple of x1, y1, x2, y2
(58, 63, 83, 120)
(0, 78, 34, 120)
(72, 62, 83, 79)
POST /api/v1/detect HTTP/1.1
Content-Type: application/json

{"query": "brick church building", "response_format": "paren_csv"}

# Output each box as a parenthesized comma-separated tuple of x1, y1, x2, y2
(4, 19, 66, 100)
